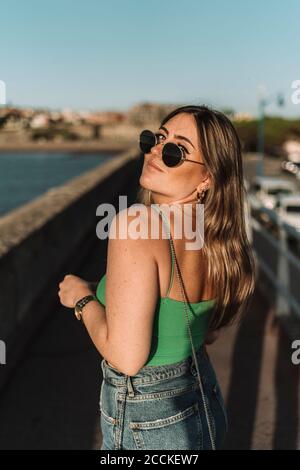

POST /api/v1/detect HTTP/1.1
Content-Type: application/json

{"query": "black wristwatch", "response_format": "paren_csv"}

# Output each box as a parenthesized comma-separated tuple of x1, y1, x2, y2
(74, 294, 98, 321)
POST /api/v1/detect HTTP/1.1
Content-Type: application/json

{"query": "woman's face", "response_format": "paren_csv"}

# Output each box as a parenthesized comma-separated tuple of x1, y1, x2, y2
(139, 112, 209, 204)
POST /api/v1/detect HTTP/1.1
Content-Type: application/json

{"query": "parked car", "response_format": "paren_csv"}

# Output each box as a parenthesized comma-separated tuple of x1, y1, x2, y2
(250, 176, 297, 209)
(281, 160, 300, 180)
(275, 194, 300, 231)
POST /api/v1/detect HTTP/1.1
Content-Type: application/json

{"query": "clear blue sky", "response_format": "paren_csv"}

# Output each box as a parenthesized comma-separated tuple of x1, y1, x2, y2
(1, 0, 299, 117)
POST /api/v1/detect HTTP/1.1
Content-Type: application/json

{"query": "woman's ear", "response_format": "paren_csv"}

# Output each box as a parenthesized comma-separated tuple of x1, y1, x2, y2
(196, 175, 211, 194)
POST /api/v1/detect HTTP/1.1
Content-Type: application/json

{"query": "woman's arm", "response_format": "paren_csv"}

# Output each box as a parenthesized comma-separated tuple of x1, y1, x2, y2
(71, 207, 159, 376)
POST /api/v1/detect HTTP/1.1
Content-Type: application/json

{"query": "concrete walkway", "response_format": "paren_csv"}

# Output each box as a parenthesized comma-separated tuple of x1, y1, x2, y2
(0, 280, 299, 449)
(208, 287, 300, 450)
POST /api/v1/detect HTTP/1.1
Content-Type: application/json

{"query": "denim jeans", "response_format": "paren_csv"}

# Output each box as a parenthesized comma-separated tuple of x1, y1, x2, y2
(99, 345, 228, 450)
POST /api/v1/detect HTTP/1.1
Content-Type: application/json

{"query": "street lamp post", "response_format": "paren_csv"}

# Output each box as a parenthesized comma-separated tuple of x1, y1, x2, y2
(256, 92, 284, 177)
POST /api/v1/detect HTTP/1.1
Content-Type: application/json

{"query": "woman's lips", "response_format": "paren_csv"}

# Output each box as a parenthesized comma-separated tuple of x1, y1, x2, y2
(147, 160, 164, 172)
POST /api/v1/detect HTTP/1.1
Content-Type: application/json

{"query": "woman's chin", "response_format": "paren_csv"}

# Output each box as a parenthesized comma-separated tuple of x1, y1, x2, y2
(139, 175, 154, 189)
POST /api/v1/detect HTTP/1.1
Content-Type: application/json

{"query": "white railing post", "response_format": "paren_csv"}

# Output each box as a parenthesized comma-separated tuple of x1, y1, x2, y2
(248, 193, 300, 319)
(275, 221, 290, 317)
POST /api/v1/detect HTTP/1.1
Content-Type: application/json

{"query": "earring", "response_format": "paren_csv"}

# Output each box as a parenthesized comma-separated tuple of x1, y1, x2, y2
(196, 188, 207, 203)
(148, 189, 152, 205)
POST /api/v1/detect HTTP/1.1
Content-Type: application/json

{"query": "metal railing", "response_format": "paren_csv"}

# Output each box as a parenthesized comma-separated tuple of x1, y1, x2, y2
(247, 193, 300, 319)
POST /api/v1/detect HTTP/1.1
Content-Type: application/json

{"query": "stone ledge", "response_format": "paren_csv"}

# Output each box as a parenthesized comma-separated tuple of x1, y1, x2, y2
(0, 146, 139, 342)
(0, 146, 138, 257)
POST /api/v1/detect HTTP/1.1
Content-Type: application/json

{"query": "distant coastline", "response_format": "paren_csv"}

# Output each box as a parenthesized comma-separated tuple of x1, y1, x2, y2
(0, 139, 136, 154)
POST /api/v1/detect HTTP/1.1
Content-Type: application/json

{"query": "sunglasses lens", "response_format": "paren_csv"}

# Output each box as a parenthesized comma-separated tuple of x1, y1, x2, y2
(162, 142, 182, 167)
(139, 130, 156, 153)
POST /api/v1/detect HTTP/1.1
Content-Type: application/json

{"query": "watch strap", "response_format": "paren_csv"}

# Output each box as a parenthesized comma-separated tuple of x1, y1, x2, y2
(75, 294, 98, 321)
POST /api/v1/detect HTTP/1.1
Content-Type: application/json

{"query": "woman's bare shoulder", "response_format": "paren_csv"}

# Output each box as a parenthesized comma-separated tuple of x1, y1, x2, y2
(109, 204, 165, 244)
(107, 206, 157, 277)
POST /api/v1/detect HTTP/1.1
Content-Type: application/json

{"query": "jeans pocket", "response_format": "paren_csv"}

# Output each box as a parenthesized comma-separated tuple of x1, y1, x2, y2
(100, 412, 116, 450)
(129, 402, 203, 450)
(99, 379, 117, 449)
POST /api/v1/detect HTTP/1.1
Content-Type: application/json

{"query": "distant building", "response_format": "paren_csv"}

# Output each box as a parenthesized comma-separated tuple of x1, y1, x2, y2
(126, 102, 178, 126)
(30, 113, 49, 128)
(233, 112, 254, 122)
(283, 140, 300, 164)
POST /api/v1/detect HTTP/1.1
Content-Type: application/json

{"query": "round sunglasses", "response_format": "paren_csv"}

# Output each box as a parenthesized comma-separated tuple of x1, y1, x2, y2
(139, 129, 205, 168)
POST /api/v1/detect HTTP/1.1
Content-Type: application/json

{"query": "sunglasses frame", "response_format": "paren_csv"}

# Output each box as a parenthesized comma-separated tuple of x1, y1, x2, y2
(139, 129, 205, 168)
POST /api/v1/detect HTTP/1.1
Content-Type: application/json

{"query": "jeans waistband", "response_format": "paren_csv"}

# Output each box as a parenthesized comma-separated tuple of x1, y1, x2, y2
(101, 344, 208, 386)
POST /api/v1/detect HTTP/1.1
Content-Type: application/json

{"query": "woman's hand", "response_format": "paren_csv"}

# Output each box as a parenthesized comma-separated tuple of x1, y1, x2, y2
(58, 274, 93, 308)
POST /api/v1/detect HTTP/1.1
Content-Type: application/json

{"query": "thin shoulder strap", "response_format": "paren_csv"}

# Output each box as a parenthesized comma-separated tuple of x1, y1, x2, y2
(151, 203, 216, 449)
(151, 204, 175, 297)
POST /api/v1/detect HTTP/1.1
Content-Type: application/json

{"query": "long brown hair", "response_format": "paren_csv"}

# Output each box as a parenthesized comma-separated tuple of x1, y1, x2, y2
(137, 104, 256, 330)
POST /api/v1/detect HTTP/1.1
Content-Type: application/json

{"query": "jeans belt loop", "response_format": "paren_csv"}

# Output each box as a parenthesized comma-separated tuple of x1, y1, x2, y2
(101, 358, 106, 379)
(127, 375, 135, 398)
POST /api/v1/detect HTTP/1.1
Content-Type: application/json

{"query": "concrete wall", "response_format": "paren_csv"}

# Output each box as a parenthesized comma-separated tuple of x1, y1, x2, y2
(0, 147, 140, 389)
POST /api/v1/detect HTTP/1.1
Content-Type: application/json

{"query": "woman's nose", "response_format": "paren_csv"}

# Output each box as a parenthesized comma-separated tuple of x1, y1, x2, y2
(151, 141, 164, 157)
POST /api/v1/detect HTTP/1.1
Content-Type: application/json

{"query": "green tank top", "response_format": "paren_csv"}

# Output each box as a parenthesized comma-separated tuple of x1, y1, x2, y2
(96, 204, 216, 366)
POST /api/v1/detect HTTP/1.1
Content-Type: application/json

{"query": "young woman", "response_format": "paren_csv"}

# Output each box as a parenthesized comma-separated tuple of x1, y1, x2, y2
(58, 104, 256, 450)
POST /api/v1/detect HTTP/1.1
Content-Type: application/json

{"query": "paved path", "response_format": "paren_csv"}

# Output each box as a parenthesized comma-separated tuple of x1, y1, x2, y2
(0, 281, 299, 449)
(208, 287, 300, 450)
